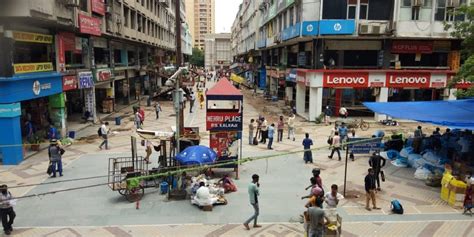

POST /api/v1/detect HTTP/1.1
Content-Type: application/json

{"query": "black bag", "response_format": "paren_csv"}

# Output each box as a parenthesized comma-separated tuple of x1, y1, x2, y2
(97, 127, 102, 136)
(60, 148, 66, 155)
(46, 163, 53, 175)
(381, 170, 386, 182)
(141, 140, 145, 146)
(391, 200, 404, 214)
(327, 136, 333, 145)
(253, 137, 258, 145)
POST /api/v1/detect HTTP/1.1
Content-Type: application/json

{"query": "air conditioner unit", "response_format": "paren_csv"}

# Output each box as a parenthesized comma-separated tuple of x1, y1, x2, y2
(446, 0, 460, 8)
(359, 23, 370, 34)
(371, 24, 382, 34)
(411, 0, 424, 7)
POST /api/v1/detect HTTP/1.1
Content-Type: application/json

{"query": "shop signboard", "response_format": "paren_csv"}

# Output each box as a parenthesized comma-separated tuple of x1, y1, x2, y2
(369, 74, 386, 87)
(282, 22, 301, 40)
(78, 14, 102, 36)
(0, 73, 62, 103)
(301, 21, 319, 36)
(455, 79, 472, 89)
(319, 20, 355, 35)
(78, 71, 94, 89)
(391, 41, 433, 54)
(0, 103, 21, 118)
(286, 68, 297, 82)
(206, 111, 242, 131)
(62, 75, 78, 91)
(386, 72, 431, 88)
(430, 77, 447, 88)
(13, 62, 53, 74)
(95, 68, 113, 82)
(91, 0, 105, 15)
(323, 72, 369, 88)
(12, 31, 53, 44)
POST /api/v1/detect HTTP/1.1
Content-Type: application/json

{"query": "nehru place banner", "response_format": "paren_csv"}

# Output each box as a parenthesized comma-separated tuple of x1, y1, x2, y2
(206, 111, 242, 131)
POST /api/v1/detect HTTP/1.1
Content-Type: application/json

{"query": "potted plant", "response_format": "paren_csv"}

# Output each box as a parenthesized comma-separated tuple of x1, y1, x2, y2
(29, 130, 45, 151)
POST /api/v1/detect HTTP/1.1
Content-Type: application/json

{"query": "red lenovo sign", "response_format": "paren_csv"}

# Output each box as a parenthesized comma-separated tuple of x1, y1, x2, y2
(323, 72, 369, 88)
(455, 79, 472, 89)
(386, 72, 431, 88)
(391, 41, 433, 54)
(78, 14, 101, 36)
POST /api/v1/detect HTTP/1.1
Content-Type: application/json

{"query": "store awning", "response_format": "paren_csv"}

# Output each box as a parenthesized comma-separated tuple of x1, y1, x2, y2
(363, 99, 474, 129)
(206, 77, 243, 100)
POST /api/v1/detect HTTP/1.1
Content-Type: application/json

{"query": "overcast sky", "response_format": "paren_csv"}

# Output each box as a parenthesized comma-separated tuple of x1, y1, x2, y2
(215, 0, 242, 33)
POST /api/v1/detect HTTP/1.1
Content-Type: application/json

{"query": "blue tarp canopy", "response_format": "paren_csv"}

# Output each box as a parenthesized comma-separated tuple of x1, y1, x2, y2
(363, 99, 474, 130)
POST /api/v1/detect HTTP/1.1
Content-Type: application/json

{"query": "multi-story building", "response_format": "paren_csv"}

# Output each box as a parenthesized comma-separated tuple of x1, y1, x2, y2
(204, 33, 232, 70)
(232, 0, 469, 122)
(185, 0, 215, 49)
(0, 0, 192, 165)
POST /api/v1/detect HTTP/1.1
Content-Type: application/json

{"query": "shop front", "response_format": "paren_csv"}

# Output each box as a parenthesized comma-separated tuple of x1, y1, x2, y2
(77, 71, 96, 121)
(0, 72, 62, 164)
(295, 69, 454, 122)
(113, 69, 128, 106)
(94, 68, 114, 114)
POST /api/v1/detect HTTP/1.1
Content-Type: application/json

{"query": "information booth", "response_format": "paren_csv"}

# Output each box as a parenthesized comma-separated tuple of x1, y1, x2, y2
(206, 78, 243, 178)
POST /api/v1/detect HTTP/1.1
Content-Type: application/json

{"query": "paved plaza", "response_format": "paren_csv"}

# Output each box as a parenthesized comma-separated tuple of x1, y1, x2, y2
(1, 83, 473, 237)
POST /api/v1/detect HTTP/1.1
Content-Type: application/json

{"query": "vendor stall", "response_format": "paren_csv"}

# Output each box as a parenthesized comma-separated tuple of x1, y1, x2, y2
(206, 77, 243, 178)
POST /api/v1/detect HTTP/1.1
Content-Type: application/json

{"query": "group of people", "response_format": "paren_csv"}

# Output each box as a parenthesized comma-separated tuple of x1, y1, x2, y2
(248, 113, 296, 150)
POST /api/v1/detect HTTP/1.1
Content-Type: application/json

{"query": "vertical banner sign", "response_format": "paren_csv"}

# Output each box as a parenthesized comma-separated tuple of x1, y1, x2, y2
(210, 131, 240, 157)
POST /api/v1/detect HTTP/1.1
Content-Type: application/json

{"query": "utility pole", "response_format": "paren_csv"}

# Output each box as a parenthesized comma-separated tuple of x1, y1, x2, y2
(175, 0, 184, 153)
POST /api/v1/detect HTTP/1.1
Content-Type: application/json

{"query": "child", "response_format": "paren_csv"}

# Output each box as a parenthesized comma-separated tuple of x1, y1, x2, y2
(463, 185, 473, 216)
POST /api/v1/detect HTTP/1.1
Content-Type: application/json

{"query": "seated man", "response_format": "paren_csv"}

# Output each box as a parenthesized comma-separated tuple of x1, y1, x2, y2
(218, 175, 237, 193)
(192, 182, 218, 207)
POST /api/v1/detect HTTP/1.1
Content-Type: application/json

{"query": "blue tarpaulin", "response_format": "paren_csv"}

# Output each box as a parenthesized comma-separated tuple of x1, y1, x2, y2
(363, 99, 474, 130)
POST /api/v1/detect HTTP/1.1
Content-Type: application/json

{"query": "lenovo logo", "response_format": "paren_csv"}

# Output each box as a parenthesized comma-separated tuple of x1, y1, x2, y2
(389, 76, 427, 84)
(326, 76, 366, 84)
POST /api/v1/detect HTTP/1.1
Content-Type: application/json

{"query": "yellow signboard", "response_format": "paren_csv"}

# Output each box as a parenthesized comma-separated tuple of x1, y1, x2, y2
(230, 73, 245, 84)
(12, 31, 53, 44)
(13, 62, 54, 74)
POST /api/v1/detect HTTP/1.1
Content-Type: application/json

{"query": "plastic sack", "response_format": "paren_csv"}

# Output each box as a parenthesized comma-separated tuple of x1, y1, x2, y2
(414, 167, 431, 180)
(392, 159, 408, 168)
(385, 150, 400, 160)
(408, 153, 423, 168)
(422, 150, 442, 165)
(400, 147, 414, 158)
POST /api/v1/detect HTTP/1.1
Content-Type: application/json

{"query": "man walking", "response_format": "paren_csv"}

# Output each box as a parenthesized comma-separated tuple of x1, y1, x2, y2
(302, 133, 314, 164)
(267, 124, 275, 150)
(364, 168, 380, 211)
(99, 122, 110, 150)
(260, 117, 268, 144)
(369, 152, 386, 190)
(323, 106, 332, 126)
(189, 91, 196, 113)
(338, 123, 348, 149)
(277, 116, 284, 142)
(134, 111, 142, 130)
(244, 174, 262, 230)
(48, 139, 64, 177)
(287, 113, 296, 141)
(155, 102, 162, 119)
(0, 185, 16, 235)
(328, 132, 342, 161)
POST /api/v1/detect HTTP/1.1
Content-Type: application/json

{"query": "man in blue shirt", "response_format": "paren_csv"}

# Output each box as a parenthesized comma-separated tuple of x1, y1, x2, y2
(338, 123, 348, 149)
(267, 124, 275, 150)
(302, 133, 314, 164)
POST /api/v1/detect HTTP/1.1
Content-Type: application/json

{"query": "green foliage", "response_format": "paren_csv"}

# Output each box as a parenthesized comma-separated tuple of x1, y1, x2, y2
(444, 4, 474, 97)
(189, 48, 204, 67)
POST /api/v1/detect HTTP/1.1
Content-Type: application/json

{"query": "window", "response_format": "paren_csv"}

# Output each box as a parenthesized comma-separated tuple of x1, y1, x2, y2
(435, 0, 466, 22)
(114, 49, 123, 66)
(13, 42, 52, 64)
(94, 47, 109, 66)
(128, 51, 136, 66)
(360, 2, 368, 20)
(131, 11, 136, 29)
(289, 7, 294, 26)
(412, 7, 420, 20)
(347, 0, 356, 19)
(124, 7, 130, 27)
(79, 0, 88, 12)
(347, 0, 368, 20)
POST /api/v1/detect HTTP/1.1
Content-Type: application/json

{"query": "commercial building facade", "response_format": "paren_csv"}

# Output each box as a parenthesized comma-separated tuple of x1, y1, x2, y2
(204, 33, 232, 70)
(231, 0, 469, 121)
(0, 0, 192, 165)
(185, 0, 215, 49)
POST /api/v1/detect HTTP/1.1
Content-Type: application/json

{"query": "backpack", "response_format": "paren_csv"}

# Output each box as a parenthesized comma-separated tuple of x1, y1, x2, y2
(391, 200, 404, 214)
(98, 127, 103, 136)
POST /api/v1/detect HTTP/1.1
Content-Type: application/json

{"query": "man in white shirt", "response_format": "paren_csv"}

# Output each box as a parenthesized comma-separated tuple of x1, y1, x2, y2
(324, 184, 344, 208)
(339, 107, 348, 118)
(99, 122, 110, 150)
(287, 113, 296, 141)
(193, 182, 217, 207)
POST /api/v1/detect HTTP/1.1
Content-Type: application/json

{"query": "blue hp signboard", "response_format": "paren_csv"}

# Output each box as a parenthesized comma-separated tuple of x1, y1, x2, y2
(319, 20, 355, 35)
(301, 21, 319, 36)
(282, 22, 301, 41)
(347, 137, 382, 154)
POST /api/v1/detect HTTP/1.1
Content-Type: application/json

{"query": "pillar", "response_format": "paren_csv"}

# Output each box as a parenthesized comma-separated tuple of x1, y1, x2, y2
(375, 87, 389, 121)
(308, 87, 323, 122)
(0, 103, 23, 165)
(285, 87, 293, 102)
(296, 83, 306, 117)
(443, 88, 457, 101)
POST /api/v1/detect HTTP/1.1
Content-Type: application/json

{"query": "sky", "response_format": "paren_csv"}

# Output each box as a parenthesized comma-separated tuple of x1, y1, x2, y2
(215, 0, 243, 33)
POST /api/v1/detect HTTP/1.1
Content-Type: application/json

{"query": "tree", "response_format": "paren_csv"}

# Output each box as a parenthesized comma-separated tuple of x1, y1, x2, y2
(444, 4, 474, 97)
(189, 48, 204, 67)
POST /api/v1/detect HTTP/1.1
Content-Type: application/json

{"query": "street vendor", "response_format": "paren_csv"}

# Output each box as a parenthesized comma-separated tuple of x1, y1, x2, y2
(192, 182, 218, 207)
(218, 174, 237, 193)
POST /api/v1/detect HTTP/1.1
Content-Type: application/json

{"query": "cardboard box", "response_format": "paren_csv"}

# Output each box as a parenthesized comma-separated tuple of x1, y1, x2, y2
(202, 205, 213, 212)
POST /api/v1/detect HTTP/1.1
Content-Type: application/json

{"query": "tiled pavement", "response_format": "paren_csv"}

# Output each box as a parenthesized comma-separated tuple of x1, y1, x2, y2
(2, 82, 473, 237)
